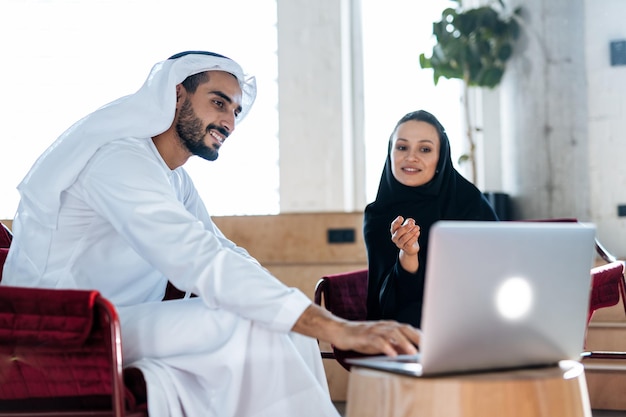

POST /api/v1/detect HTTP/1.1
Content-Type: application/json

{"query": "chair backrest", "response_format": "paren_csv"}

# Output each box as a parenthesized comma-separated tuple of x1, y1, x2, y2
(0, 222, 147, 415)
(587, 261, 626, 324)
(314, 269, 369, 371)
(314, 269, 368, 321)
(583, 260, 626, 361)
(0, 285, 143, 416)
(0, 223, 10, 248)
(0, 223, 11, 282)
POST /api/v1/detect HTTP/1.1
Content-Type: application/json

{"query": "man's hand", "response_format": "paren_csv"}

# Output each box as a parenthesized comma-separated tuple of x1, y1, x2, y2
(292, 304, 421, 357)
(330, 319, 421, 357)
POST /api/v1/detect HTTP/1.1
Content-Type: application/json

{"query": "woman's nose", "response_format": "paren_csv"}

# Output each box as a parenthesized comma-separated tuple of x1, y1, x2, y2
(407, 151, 420, 161)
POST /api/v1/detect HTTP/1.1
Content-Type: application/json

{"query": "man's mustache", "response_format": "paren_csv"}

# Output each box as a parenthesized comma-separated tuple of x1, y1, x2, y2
(206, 124, 229, 139)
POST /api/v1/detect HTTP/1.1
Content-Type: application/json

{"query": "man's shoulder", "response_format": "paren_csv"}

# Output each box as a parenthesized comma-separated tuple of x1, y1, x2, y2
(83, 137, 165, 176)
(90, 137, 158, 164)
(98, 137, 152, 154)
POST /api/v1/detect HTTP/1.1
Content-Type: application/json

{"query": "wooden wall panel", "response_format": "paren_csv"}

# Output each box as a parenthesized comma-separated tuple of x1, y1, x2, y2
(584, 365, 626, 410)
(589, 300, 626, 322)
(212, 212, 368, 299)
(586, 295, 626, 351)
(212, 212, 367, 264)
(323, 359, 350, 401)
(585, 278, 626, 410)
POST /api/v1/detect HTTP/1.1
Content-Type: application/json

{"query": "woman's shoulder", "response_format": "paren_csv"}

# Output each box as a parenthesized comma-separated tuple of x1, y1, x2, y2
(448, 174, 499, 220)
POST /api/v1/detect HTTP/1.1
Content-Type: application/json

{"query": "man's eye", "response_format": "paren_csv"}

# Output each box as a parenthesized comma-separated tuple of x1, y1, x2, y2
(213, 100, 224, 108)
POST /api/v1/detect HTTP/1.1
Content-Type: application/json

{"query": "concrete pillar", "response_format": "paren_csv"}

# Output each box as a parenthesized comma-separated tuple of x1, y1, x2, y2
(499, 0, 589, 220)
(585, 0, 626, 254)
(277, 0, 365, 212)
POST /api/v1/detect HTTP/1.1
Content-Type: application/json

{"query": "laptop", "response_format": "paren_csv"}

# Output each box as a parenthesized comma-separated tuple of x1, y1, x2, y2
(348, 220, 597, 376)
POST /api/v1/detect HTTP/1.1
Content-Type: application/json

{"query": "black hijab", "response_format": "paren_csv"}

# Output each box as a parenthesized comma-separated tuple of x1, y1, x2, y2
(363, 110, 498, 327)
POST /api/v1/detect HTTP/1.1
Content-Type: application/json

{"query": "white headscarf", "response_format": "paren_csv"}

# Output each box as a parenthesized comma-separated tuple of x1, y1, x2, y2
(17, 52, 257, 229)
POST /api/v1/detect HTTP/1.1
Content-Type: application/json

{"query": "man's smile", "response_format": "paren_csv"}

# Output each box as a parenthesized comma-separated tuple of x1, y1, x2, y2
(209, 129, 226, 145)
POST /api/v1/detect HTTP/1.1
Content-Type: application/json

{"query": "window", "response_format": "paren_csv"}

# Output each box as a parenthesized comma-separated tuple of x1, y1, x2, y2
(361, 0, 464, 202)
(0, 0, 279, 218)
(0, 1, 465, 218)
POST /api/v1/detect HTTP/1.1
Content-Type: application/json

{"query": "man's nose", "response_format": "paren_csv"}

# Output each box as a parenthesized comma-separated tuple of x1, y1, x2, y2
(221, 113, 236, 134)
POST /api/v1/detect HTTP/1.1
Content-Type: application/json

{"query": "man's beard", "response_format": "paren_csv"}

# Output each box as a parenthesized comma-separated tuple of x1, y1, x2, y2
(175, 98, 228, 161)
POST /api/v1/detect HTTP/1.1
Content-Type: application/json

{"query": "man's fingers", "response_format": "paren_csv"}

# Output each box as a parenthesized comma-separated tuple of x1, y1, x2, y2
(387, 327, 419, 355)
(336, 320, 421, 357)
(372, 323, 420, 356)
(399, 324, 422, 345)
(373, 335, 402, 357)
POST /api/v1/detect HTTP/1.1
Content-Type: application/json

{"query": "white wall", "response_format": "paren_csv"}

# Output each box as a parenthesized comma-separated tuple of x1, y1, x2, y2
(277, 0, 364, 213)
(585, 0, 626, 255)
(477, 0, 626, 255)
(276, 0, 465, 213)
(498, 0, 589, 220)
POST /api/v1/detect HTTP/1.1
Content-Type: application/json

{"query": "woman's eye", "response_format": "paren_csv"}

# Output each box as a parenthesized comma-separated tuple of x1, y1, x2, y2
(420, 147, 432, 153)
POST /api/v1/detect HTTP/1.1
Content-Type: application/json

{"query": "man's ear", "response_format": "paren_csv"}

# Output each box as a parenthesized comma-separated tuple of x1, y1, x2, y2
(175, 84, 183, 104)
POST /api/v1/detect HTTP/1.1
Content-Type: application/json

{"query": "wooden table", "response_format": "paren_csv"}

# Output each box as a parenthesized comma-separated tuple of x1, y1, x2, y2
(346, 360, 591, 417)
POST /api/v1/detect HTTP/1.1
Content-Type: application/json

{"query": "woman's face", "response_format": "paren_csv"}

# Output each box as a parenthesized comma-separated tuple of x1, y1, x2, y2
(390, 120, 441, 187)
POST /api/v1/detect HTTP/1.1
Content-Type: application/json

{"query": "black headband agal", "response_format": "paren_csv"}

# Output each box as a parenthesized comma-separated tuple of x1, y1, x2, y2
(168, 51, 231, 60)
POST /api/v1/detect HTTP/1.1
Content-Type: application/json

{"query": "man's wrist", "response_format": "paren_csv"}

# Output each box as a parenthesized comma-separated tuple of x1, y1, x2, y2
(291, 304, 347, 345)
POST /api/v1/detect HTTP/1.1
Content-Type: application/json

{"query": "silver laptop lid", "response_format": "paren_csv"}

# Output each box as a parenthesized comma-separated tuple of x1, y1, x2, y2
(418, 221, 596, 375)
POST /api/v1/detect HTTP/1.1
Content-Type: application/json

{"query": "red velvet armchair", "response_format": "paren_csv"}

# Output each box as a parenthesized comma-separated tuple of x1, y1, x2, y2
(584, 260, 626, 359)
(0, 223, 10, 282)
(314, 269, 369, 371)
(0, 222, 148, 416)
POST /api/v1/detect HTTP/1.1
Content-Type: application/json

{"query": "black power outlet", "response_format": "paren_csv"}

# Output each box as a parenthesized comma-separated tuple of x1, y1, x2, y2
(327, 228, 355, 243)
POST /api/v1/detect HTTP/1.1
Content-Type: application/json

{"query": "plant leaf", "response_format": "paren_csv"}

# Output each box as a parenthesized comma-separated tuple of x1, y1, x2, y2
(417, 3, 522, 89)
(458, 154, 470, 164)
(419, 53, 432, 69)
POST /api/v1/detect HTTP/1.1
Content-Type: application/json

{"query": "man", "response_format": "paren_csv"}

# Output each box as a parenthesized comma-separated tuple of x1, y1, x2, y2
(2, 51, 420, 417)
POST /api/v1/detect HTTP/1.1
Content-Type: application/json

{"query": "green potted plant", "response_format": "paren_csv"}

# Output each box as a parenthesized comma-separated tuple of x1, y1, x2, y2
(419, 0, 522, 184)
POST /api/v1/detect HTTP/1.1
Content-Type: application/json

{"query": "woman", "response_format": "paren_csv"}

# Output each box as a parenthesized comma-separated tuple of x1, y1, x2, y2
(364, 110, 498, 328)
